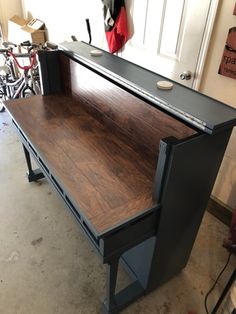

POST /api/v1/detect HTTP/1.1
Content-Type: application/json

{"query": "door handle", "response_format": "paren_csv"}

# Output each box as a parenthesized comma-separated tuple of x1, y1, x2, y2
(180, 71, 192, 80)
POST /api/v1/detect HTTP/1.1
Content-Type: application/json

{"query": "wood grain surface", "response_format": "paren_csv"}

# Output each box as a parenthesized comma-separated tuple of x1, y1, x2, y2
(6, 95, 156, 234)
(60, 54, 196, 160)
(5, 55, 196, 234)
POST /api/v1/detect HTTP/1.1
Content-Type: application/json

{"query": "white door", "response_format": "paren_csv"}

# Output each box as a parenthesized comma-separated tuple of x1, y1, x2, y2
(121, 0, 218, 89)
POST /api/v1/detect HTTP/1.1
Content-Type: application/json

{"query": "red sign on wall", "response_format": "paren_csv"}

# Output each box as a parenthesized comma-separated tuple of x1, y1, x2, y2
(219, 27, 236, 79)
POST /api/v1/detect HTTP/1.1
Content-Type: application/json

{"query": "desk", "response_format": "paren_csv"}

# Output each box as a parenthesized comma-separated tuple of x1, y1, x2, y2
(5, 42, 236, 313)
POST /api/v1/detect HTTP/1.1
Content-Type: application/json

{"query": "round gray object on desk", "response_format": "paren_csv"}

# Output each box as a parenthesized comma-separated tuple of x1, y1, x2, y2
(156, 81, 174, 90)
(90, 50, 103, 57)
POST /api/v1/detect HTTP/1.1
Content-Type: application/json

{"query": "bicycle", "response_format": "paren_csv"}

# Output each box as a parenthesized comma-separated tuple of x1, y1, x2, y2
(0, 42, 38, 112)
(0, 40, 58, 112)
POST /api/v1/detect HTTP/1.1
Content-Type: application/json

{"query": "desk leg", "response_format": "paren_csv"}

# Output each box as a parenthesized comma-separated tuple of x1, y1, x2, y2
(102, 257, 144, 313)
(103, 258, 119, 314)
(22, 144, 45, 182)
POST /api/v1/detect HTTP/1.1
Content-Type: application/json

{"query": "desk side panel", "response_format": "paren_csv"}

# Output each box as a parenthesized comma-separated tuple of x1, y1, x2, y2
(38, 50, 62, 95)
(122, 129, 232, 291)
(148, 129, 232, 290)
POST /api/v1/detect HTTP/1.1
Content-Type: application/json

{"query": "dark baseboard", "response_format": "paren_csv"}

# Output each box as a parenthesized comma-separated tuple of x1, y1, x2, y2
(207, 197, 233, 226)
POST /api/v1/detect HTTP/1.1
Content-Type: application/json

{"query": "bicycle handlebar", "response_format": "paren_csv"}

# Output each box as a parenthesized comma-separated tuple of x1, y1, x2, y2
(7, 50, 37, 71)
(1, 40, 57, 71)
(11, 53, 32, 58)
(20, 40, 32, 47)
(0, 49, 10, 53)
(2, 41, 17, 48)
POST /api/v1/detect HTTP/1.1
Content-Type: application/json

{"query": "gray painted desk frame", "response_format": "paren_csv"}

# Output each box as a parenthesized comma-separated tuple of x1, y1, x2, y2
(5, 42, 236, 313)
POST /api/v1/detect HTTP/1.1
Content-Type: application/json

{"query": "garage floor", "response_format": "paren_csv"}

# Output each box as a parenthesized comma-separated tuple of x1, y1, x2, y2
(0, 110, 235, 314)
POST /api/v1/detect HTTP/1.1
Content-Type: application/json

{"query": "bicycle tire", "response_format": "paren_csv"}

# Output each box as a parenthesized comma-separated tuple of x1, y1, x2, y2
(22, 86, 36, 98)
(0, 91, 6, 112)
(34, 80, 41, 95)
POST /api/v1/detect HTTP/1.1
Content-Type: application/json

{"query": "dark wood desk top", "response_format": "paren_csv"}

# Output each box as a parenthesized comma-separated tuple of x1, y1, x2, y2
(6, 94, 157, 235)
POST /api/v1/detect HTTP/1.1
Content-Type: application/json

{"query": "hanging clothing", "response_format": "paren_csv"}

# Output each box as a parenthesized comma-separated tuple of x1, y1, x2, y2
(102, 0, 129, 53)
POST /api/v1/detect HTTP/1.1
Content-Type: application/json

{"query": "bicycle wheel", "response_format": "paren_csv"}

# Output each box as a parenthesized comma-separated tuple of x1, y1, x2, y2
(0, 87, 6, 112)
(33, 79, 41, 95)
(0, 104, 5, 112)
(0, 96, 5, 112)
(22, 86, 36, 98)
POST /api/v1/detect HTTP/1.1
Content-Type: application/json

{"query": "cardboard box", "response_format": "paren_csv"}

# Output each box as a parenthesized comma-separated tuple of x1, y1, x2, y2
(27, 18, 44, 31)
(21, 25, 46, 44)
(30, 30, 45, 44)
(8, 15, 46, 45)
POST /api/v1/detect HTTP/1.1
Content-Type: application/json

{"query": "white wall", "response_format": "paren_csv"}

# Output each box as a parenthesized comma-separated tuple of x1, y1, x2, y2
(21, 0, 106, 47)
(0, 0, 23, 39)
(200, 0, 236, 211)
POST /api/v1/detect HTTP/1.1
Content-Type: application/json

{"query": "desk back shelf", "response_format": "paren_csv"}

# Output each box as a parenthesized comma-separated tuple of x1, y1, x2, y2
(5, 42, 236, 313)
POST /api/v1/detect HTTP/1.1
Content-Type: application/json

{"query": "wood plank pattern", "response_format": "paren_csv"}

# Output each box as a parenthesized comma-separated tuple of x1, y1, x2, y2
(60, 54, 196, 161)
(6, 54, 196, 235)
(6, 95, 156, 234)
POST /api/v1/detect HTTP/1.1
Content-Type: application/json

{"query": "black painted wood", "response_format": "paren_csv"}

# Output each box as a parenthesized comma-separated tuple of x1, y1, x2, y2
(38, 50, 62, 95)
(121, 129, 232, 293)
(149, 129, 232, 290)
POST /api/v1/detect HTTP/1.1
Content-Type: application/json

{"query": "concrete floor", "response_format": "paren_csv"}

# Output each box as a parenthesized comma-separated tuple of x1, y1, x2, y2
(0, 109, 235, 314)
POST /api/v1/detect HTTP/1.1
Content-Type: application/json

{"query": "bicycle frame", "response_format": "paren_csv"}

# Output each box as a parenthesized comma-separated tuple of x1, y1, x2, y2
(0, 50, 37, 99)
(1, 40, 57, 111)
(6, 71, 35, 99)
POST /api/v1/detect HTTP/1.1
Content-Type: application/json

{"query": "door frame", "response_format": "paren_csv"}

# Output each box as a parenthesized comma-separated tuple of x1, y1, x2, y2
(190, 0, 219, 90)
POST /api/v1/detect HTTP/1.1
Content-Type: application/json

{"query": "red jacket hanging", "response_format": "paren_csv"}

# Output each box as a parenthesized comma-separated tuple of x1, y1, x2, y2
(102, 0, 129, 53)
